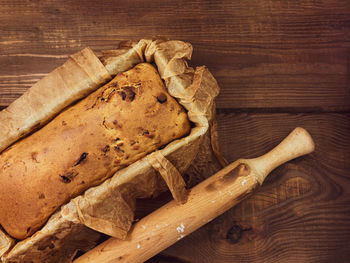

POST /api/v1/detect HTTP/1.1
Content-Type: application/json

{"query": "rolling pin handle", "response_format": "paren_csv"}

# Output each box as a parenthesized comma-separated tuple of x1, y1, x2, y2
(248, 127, 315, 184)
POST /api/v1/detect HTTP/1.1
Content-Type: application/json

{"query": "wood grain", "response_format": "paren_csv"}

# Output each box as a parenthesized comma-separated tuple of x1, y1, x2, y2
(0, 0, 349, 110)
(153, 113, 350, 263)
(0, 0, 349, 262)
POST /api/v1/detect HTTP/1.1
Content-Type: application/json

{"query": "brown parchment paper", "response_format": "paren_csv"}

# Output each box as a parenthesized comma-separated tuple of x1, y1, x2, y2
(0, 39, 223, 263)
(148, 151, 187, 204)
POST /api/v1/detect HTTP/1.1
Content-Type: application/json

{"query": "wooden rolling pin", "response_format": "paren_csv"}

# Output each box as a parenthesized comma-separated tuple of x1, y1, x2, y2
(74, 127, 315, 263)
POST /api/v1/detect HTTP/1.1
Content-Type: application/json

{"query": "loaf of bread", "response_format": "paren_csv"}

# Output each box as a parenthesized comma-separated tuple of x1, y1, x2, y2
(0, 63, 190, 240)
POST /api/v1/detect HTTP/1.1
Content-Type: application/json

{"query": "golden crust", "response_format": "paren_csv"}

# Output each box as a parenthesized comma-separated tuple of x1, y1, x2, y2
(0, 63, 190, 240)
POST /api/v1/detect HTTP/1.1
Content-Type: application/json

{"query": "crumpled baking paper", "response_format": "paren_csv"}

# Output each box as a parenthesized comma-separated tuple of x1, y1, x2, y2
(0, 39, 224, 263)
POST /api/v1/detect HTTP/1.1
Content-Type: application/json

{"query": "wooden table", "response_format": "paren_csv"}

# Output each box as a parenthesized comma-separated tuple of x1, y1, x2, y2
(1, 1, 349, 262)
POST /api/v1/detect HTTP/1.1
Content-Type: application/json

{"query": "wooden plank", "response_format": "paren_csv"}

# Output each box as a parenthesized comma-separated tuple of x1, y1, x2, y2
(0, 0, 349, 110)
(150, 112, 350, 262)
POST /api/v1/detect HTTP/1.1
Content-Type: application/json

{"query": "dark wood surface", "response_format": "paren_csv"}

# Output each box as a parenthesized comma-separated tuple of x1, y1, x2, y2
(1, 0, 349, 262)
